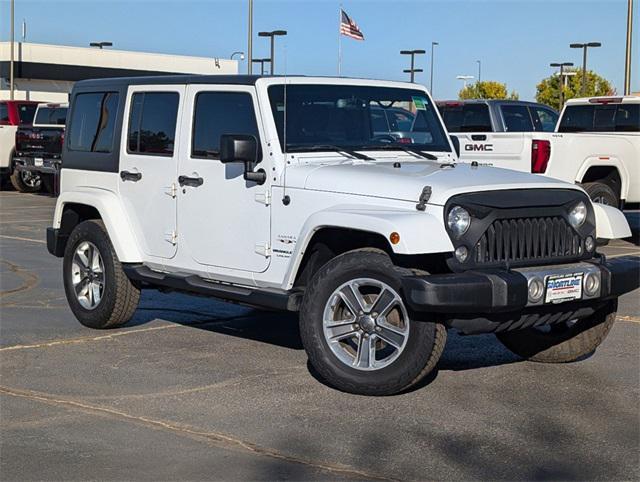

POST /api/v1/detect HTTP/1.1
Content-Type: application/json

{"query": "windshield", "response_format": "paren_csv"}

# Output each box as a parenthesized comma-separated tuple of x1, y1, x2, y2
(268, 84, 451, 153)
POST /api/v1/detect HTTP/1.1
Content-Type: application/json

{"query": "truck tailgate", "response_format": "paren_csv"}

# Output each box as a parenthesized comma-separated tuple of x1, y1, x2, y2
(15, 127, 64, 158)
(452, 132, 531, 172)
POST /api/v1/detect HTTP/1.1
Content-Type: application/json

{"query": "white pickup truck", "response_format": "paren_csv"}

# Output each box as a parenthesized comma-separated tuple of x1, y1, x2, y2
(441, 96, 640, 207)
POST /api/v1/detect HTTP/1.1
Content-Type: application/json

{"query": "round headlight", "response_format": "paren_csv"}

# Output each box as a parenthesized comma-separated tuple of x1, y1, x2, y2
(447, 206, 471, 238)
(569, 201, 587, 228)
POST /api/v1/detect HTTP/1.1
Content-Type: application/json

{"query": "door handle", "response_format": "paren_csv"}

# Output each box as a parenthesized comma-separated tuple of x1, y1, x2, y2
(471, 135, 487, 141)
(120, 170, 142, 182)
(178, 175, 204, 187)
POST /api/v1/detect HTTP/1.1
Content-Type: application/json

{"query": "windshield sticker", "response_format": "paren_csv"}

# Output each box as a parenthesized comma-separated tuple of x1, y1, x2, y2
(412, 97, 427, 110)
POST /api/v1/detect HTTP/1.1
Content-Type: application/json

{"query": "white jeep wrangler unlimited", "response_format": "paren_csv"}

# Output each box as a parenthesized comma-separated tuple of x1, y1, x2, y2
(47, 75, 639, 395)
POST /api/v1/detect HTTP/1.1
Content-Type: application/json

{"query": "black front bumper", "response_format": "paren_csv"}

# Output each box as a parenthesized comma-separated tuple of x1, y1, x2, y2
(402, 255, 640, 334)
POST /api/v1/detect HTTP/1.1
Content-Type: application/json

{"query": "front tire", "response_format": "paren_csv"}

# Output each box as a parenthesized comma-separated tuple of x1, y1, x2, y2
(299, 249, 446, 396)
(495, 301, 617, 363)
(63, 220, 140, 329)
(10, 168, 41, 193)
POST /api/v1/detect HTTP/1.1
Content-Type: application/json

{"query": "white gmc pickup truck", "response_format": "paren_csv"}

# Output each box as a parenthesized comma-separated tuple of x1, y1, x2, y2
(47, 75, 639, 395)
(442, 96, 640, 207)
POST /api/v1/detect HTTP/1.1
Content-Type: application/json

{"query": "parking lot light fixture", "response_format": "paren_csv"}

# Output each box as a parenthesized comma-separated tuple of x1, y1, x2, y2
(550, 62, 574, 107)
(231, 51, 245, 60)
(252, 58, 270, 75)
(456, 75, 474, 89)
(570, 42, 601, 95)
(258, 30, 287, 75)
(400, 49, 426, 83)
(89, 42, 113, 49)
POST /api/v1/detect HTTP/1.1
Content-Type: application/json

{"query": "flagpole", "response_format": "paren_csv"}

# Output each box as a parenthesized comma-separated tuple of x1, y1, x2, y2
(338, 3, 342, 76)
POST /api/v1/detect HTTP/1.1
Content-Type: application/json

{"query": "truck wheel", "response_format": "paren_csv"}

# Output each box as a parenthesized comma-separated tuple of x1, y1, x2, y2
(63, 220, 140, 329)
(299, 249, 446, 395)
(10, 169, 41, 193)
(495, 301, 617, 363)
(582, 182, 618, 207)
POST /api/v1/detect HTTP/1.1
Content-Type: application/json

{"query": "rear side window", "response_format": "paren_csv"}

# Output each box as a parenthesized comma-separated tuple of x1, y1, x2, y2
(127, 92, 179, 156)
(439, 104, 492, 132)
(68, 92, 119, 153)
(559, 104, 640, 132)
(17, 104, 37, 124)
(501, 105, 534, 132)
(0, 104, 8, 123)
(35, 107, 68, 125)
(531, 107, 558, 132)
(191, 92, 259, 158)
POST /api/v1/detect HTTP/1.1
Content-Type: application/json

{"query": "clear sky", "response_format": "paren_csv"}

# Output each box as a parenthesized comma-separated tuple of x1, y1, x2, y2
(1, 0, 638, 100)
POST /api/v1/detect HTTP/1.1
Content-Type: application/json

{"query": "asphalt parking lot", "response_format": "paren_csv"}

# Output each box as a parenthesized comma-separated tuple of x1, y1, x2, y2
(1, 190, 639, 481)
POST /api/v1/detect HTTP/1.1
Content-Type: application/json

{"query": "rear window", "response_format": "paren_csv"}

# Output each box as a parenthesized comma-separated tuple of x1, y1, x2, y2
(127, 92, 179, 156)
(0, 104, 8, 123)
(438, 103, 492, 132)
(34, 106, 68, 125)
(16, 103, 37, 124)
(68, 92, 120, 153)
(500, 105, 534, 132)
(558, 104, 640, 132)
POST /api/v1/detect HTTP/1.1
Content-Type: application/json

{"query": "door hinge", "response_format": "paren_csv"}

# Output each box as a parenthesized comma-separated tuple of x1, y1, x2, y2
(165, 183, 178, 198)
(255, 243, 271, 257)
(165, 230, 178, 245)
(255, 191, 271, 206)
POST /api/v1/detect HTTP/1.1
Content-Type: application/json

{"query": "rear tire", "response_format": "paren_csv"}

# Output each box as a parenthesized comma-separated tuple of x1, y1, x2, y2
(63, 220, 140, 329)
(299, 249, 446, 396)
(495, 301, 617, 363)
(10, 169, 41, 193)
(583, 182, 618, 207)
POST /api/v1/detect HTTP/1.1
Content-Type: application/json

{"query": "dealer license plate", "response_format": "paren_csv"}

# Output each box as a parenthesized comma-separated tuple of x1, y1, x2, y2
(34, 158, 44, 167)
(545, 273, 583, 304)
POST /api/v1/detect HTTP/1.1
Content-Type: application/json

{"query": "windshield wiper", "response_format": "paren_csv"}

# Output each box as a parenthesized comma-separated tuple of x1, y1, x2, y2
(286, 145, 374, 160)
(363, 143, 439, 160)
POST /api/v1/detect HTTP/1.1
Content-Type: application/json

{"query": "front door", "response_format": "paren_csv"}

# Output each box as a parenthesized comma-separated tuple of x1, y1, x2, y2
(177, 85, 271, 273)
(118, 85, 185, 259)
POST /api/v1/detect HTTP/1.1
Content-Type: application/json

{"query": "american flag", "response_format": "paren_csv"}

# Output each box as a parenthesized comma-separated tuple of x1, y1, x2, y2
(340, 9, 364, 41)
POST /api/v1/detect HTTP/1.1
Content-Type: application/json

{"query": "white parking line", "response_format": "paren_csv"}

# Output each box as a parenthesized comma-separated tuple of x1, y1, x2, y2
(0, 235, 46, 244)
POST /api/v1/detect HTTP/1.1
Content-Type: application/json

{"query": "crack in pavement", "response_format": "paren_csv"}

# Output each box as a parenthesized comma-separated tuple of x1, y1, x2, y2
(0, 385, 392, 481)
(0, 259, 40, 299)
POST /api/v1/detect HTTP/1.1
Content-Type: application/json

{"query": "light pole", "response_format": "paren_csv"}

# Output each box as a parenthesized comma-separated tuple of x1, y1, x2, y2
(570, 42, 601, 95)
(247, 0, 253, 74)
(89, 42, 113, 49)
(10, 0, 14, 100)
(624, 0, 633, 95)
(252, 58, 270, 75)
(430, 41, 438, 94)
(476, 60, 481, 83)
(400, 49, 426, 83)
(258, 30, 287, 75)
(456, 75, 474, 89)
(550, 62, 574, 107)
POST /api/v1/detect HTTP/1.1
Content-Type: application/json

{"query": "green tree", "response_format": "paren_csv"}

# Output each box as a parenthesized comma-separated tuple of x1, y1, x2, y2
(458, 81, 519, 100)
(535, 69, 615, 110)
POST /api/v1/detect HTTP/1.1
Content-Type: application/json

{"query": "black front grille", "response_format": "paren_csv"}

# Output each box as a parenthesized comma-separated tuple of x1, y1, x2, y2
(475, 216, 582, 265)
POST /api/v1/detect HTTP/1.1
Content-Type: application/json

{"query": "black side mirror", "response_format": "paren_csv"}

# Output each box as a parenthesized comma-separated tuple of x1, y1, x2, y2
(450, 135, 460, 158)
(219, 134, 266, 184)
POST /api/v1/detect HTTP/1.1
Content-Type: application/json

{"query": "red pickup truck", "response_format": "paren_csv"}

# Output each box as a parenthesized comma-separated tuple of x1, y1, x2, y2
(1, 100, 39, 190)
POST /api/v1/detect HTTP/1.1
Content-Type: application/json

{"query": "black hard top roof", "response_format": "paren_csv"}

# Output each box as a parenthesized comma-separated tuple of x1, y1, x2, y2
(74, 74, 272, 89)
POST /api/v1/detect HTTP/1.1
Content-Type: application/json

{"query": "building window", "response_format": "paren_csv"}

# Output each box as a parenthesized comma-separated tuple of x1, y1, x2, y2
(127, 92, 179, 156)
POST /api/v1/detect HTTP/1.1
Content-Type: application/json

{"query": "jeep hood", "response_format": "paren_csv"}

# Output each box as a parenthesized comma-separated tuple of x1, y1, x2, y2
(285, 159, 581, 205)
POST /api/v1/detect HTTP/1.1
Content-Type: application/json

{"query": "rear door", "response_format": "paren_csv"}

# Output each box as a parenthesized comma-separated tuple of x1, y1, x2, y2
(440, 102, 527, 169)
(118, 85, 184, 260)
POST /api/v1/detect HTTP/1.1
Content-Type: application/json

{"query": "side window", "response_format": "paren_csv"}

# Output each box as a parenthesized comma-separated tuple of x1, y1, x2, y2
(127, 92, 179, 156)
(0, 104, 8, 124)
(68, 92, 119, 153)
(531, 107, 558, 132)
(191, 92, 259, 158)
(501, 105, 534, 132)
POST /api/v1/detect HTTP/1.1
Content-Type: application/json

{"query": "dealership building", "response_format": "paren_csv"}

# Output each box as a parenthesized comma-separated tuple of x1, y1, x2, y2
(0, 42, 238, 102)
